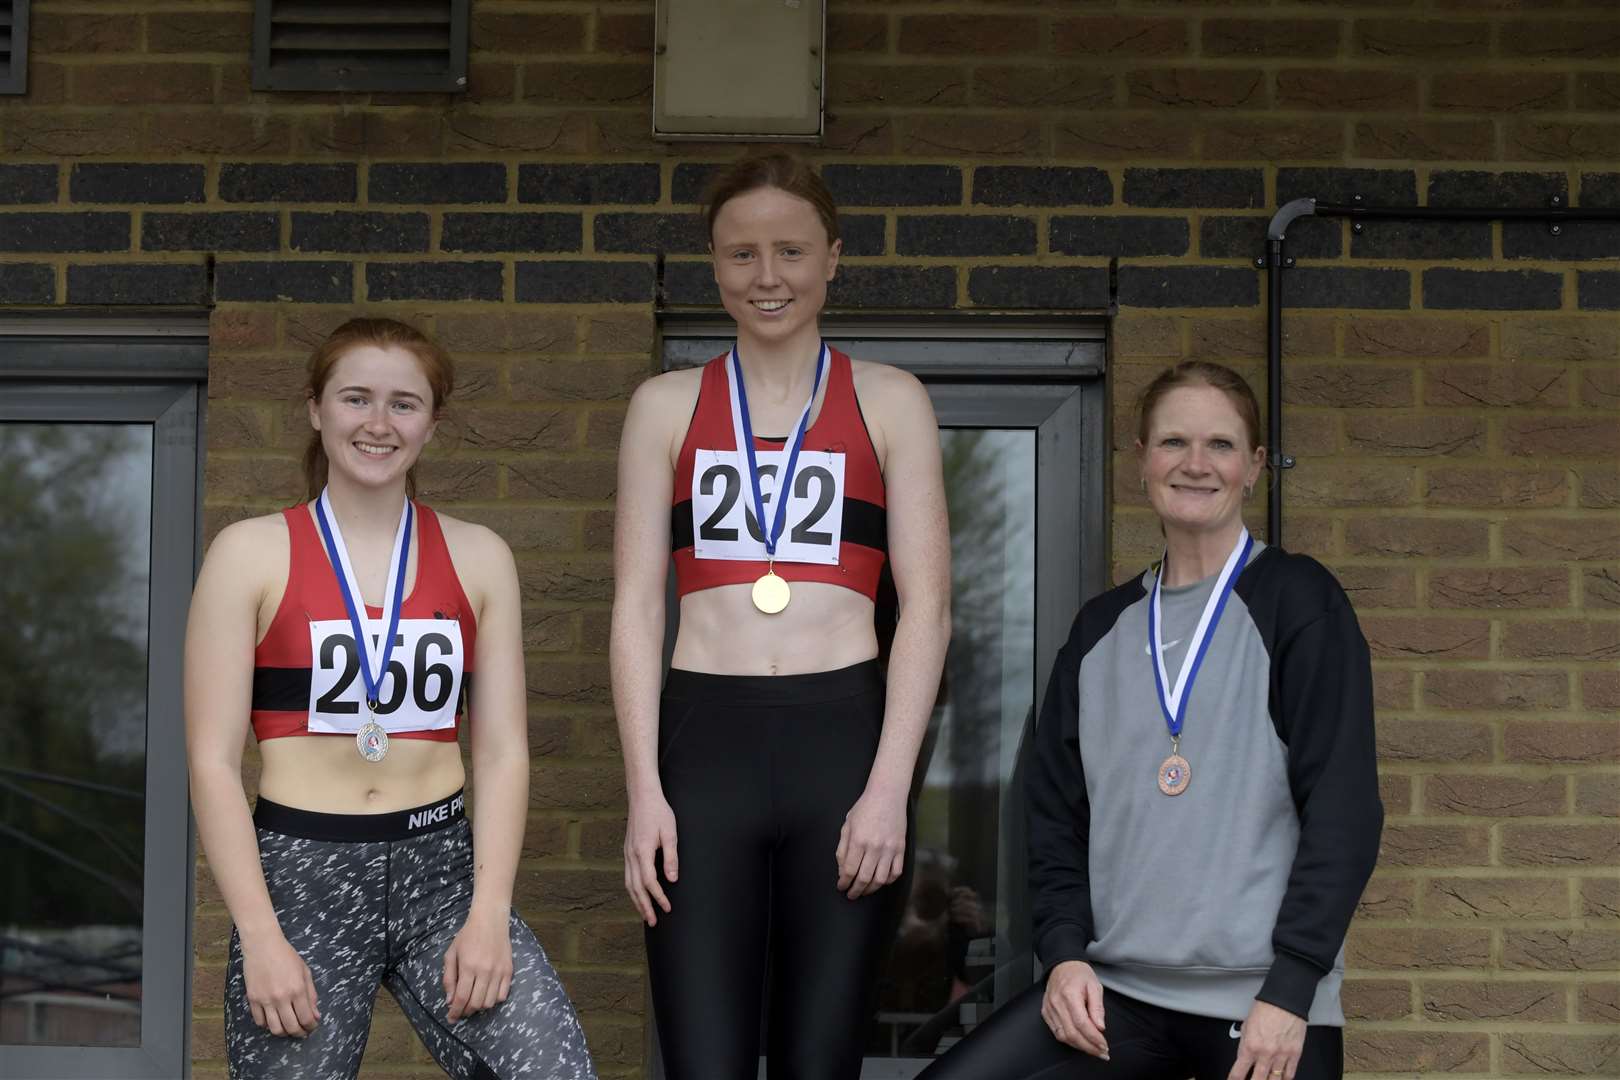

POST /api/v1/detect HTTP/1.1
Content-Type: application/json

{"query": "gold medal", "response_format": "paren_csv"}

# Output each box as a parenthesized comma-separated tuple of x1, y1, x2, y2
(752, 569, 790, 614)
(1157, 750, 1190, 796)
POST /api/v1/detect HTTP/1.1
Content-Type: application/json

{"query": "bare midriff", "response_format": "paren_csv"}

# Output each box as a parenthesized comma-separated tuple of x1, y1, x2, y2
(256, 737, 466, 814)
(672, 580, 879, 676)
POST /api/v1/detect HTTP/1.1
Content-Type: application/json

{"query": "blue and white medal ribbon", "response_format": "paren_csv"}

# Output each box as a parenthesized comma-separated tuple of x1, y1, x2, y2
(1148, 528, 1253, 795)
(313, 487, 413, 762)
(725, 342, 828, 613)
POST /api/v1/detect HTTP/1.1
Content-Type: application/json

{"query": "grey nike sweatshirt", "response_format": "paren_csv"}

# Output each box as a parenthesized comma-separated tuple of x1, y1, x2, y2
(1026, 543, 1383, 1024)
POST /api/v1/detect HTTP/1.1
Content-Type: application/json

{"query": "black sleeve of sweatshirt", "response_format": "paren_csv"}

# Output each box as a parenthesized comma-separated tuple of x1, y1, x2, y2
(1027, 579, 1145, 970)
(1244, 552, 1385, 1019)
(1027, 628, 1092, 968)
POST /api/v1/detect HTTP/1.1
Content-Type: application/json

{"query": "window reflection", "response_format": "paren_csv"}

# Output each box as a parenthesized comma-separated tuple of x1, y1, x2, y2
(0, 424, 152, 1047)
(872, 429, 1036, 1061)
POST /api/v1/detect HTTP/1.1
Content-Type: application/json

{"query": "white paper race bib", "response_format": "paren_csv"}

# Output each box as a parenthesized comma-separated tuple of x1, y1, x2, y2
(306, 618, 465, 734)
(691, 448, 844, 565)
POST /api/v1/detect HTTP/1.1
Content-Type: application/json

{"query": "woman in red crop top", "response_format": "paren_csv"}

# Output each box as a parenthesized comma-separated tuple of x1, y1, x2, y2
(611, 154, 952, 1078)
(184, 318, 593, 1079)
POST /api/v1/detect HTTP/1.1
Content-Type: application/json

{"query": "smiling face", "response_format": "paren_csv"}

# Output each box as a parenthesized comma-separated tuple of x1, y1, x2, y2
(307, 344, 438, 491)
(1137, 383, 1265, 538)
(710, 185, 840, 350)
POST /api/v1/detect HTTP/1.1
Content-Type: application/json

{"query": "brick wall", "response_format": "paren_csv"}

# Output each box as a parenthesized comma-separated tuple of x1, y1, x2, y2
(1, 1, 1616, 1076)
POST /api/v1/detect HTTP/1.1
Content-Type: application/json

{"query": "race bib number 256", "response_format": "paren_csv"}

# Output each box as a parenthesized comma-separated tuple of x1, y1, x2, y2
(306, 619, 464, 734)
(691, 449, 844, 565)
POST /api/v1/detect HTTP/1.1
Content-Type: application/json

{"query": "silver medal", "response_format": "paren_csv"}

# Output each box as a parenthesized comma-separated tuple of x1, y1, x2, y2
(357, 716, 389, 762)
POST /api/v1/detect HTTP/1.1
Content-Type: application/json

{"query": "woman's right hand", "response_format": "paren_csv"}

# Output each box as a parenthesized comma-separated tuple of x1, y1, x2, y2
(1041, 959, 1108, 1059)
(624, 787, 679, 926)
(242, 931, 321, 1038)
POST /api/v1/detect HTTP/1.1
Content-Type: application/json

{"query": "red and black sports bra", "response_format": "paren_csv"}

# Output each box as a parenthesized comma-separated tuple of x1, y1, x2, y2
(249, 504, 477, 743)
(670, 347, 888, 601)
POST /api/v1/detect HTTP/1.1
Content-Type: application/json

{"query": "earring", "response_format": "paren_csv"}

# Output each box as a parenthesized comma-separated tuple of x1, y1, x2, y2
(1139, 477, 1147, 493)
(1243, 484, 1254, 498)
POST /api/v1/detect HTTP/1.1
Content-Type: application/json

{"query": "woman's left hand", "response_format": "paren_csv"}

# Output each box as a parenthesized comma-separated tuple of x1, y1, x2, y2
(1227, 999, 1306, 1080)
(837, 787, 907, 899)
(442, 906, 514, 1022)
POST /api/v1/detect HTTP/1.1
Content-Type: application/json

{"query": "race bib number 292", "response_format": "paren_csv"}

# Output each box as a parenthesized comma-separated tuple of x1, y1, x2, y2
(306, 619, 464, 734)
(691, 449, 844, 565)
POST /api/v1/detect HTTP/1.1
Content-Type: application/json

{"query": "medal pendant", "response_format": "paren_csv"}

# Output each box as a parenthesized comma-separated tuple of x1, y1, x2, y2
(1157, 753, 1190, 796)
(357, 718, 389, 763)
(752, 570, 791, 614)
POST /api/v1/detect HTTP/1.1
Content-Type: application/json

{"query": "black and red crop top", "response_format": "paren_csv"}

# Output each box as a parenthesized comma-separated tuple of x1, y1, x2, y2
(670, 347, 888, 601)
(249, 504, 476, 743)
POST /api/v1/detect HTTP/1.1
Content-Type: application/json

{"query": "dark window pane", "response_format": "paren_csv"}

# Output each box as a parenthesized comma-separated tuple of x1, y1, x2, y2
(0, 423, 151, 1048)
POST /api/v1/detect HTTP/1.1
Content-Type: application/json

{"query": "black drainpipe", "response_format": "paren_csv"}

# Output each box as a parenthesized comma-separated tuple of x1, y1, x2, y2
(1259, 195, 1620, 549)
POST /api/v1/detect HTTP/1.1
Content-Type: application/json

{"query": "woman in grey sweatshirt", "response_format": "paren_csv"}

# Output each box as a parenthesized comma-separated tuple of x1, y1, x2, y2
(920, 361, 1382, 1080)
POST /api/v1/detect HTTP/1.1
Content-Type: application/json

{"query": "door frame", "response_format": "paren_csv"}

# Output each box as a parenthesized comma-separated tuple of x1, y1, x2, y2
(0, 315, 207, 1080)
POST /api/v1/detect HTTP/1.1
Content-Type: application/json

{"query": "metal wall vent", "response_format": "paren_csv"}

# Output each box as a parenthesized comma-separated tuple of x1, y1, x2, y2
(252, 0, 468, 93)
(0, 0, 30, 96)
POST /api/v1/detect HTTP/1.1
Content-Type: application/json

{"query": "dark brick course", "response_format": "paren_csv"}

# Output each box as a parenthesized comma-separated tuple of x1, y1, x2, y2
(141, 212, 279, 252)
(1278, 167, 1417, 206)
(1118, 265, 1257, 307)
(839, 215, 886, 257)
(68, 262, 208, 304)
(822, 165, 963, 207)
(517, 260, 654, 303)
(70, 164, 205, 204)
(214, 260, 353, 303)
(1424, 268, 1563, 310)
(1581, 172, 1620, 207)
(1577, 270, 1620, 309)
(369, 163, 507, 204)
(828, 265, 956, 308)
(897, 215, 1036, 257)
(1350, 220, 1492, 260)
(661, 261, 718, 306)
(0, 212, 130, 252)
(1053, 215, 1189, 257)
(367, 261, 504, 302)
(1124, 168, 1263, 209)
(1429, 170, 1567, 208)
(1284, 266, 1411, 309)
(219, 164, 357, 204)
(291, 212, 430, 254)
(594, 213, 708, 255)
(967, 265, 1109, 308)
(671, 163, 722, 205)
(444, 213, 582, 253)
(519, 164, 660, 205)
(0, 264, 56, 303)
(1201, 215, 1340, 259)
(1504, 220, 1620, 261)
(0, 165, 58, 205)
(972, 166, 1112, 207)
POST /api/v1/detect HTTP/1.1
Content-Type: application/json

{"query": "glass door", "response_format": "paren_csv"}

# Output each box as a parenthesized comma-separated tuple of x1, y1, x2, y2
(1, 323, 205, 1080)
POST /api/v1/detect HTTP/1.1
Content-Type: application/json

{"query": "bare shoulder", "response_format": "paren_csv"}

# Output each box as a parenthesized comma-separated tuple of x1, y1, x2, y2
(205, 511, 288, 572)
(432, 511, 515, 571)
(848, 356, 937, 461)
(625, 364, 705, 461)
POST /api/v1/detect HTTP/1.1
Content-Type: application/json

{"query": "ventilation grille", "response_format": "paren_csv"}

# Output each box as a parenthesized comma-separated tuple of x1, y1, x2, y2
(252, 0, 468, 93)
(0, 0, 29, 96)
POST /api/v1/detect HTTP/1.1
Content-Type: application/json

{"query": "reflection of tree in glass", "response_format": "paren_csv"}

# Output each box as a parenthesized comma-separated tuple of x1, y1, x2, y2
(0, 424, 148, 936)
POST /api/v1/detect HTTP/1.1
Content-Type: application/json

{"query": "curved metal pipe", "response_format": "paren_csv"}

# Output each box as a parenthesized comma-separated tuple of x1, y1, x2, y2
(1263, 198, 1315, 546)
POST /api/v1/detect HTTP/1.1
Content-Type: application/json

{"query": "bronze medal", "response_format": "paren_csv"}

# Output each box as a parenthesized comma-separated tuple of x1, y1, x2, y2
(752, 570, 791, 614)
(1157, 752, 1190, 796)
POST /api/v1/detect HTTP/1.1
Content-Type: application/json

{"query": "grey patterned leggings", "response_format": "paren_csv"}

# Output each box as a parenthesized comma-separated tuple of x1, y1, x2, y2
(225, 793, 595, 1080)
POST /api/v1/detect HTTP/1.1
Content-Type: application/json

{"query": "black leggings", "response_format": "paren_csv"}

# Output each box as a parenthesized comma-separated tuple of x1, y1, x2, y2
(646, 661, 899, 1080)
(918, 980, 1343, 1080)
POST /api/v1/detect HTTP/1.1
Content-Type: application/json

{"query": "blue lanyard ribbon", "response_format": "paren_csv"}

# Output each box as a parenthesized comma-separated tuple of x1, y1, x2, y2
(728, 343, 827, 559)
(314, 489, 413, 710)
(1148, 530, 1253, 740)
